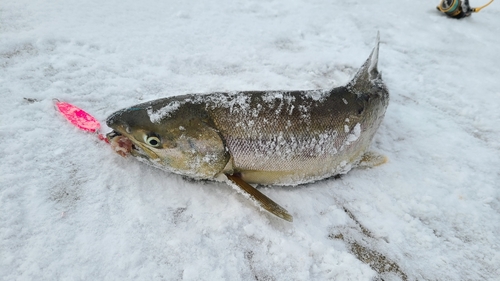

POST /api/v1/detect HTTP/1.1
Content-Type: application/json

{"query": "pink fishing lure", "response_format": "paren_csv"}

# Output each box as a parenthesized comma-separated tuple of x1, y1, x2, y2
(55, 100, 108, 142)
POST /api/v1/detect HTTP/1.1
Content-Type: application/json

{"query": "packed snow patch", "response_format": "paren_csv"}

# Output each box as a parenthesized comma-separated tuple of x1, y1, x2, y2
(1, 0, 499, 280)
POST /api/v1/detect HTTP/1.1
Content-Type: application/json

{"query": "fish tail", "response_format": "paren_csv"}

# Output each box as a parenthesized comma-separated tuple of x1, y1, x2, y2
(346, 32, 381, 95)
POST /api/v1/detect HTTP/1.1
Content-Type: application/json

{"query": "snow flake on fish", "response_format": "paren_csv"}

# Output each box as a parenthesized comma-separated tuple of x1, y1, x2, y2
(303, 89, 329, 102)
(339, 123, 362, 151)
(337, 160, 352, 174)
(246, 120, 255, 128)
(261, 91, 282, 104)
(230, 93, 252, 114)
(205, 92, 251, 114)
(262, 91, 296, 115)
(147, 101, 182, 123)
(297, 104, 312, 124)
(347, 123, 361, 143)
(251, 104, 262, 117)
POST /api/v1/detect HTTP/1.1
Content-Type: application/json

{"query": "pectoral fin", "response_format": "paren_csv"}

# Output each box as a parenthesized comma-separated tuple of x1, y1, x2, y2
(225, 173, 293, 222)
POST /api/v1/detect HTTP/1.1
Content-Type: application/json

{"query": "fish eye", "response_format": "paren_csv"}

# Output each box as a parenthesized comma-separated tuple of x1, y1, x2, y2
(144, 133, 161, 147)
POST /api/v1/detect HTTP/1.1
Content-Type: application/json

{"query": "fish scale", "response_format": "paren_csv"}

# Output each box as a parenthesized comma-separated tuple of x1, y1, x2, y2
(206, 88, 372, 184)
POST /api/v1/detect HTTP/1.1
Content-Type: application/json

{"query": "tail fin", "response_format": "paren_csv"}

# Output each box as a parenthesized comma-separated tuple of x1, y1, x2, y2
(347, 32, 381, 95)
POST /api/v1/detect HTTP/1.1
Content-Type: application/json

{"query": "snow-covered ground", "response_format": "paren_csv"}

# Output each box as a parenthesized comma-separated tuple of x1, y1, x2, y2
(1, 0, 499, 280)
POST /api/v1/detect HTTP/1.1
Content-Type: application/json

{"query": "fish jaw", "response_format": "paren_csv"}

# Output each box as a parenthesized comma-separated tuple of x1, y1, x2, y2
(106, 127, 160, 161)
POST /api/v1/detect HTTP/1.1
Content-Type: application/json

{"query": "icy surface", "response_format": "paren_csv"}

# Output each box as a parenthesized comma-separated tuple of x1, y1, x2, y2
(1, 0, 500, 280)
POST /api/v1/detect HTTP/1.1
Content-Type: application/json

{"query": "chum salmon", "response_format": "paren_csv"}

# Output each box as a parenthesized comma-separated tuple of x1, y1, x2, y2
(106, 34, 389, 222)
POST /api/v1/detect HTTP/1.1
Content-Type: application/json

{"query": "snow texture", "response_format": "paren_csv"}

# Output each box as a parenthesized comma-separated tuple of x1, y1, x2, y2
(147, 100, 182, 123)
(1, 0, 499, 280)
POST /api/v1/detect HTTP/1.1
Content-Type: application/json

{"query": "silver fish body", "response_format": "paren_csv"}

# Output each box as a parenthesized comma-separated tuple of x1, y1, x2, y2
(106, 35, 388, 221)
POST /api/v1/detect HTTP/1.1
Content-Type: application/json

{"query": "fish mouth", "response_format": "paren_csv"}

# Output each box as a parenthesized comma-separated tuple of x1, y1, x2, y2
(106, 129, 160, 161)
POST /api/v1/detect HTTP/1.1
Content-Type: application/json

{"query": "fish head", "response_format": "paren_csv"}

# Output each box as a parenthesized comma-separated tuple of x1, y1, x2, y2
(106, 97, 230, 179)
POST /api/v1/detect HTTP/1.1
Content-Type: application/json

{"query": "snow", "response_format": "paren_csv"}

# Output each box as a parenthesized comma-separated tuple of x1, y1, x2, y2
(147, 100, 182, 123)
(346, 123, 361, 143)
(1, 0, 499, 280)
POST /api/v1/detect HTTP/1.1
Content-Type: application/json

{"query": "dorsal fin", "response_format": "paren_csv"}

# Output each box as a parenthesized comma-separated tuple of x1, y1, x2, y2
(347, 32, 381, 95)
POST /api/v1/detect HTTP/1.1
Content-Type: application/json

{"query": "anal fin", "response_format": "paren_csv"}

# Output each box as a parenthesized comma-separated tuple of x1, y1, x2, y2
(357, 151, 388, 169)
(225, 174, 293, 222)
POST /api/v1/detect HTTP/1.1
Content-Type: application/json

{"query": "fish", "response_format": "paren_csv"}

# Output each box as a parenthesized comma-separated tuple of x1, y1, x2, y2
(106, 34, 389, 222)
